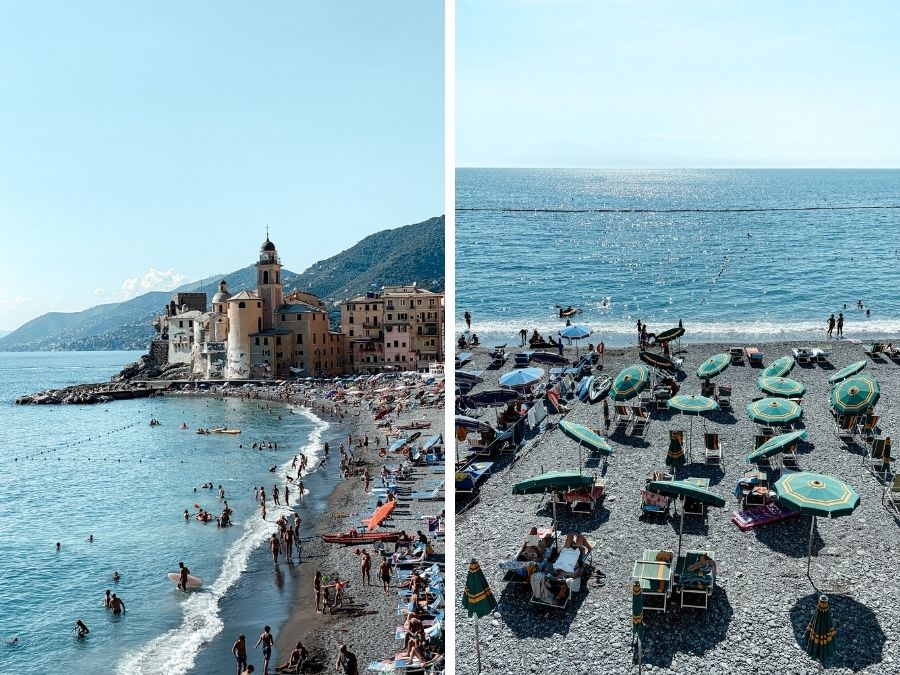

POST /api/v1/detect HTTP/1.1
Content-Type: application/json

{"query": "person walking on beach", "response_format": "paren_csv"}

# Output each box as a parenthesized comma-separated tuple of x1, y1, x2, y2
(837, 313, 844, 338)
(284, 483, 290, 506)
(270, 534, 281, 564)
(314, 571, 323, 613)
(379, 557, 391, 593)
(519, 328, 527, 346)
(232, 634, 248, 675)
(335, 644, 358, 675)
(283, 526, 294, 561)
(362, 468, 371, 493)
(358, 549, 371, 585)
(827, 314, 836, 338)
(272, 486, 280, 505)
(464, 311, 472, 330)
(260, 502, 267, 520)
(254, 625, 274, 675)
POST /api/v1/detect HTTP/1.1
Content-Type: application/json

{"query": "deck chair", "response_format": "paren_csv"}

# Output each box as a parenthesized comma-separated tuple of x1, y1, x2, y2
(868, 437, 892, 475)
(815, 345, 833, 364)
(640, 488, 671, 517)
(715, 385, 732, 411)
(859, 414, 880, 444)
(745, 346, 764, 366)
(864, 343, 885, 359)
(513, 352, 531, 368)
(755, 433, 773, 449)
(631, 406, 650, 435)
(729, 348, 745, 365)
(704, 432, 722, 464)
(835, 414, 857, 440)
(614, 404, 634, 430)
(887, 475, 900, 515)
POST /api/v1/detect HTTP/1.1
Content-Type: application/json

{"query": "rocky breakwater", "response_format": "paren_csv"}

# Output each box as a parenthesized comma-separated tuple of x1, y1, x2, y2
(16, 381, 157, 405)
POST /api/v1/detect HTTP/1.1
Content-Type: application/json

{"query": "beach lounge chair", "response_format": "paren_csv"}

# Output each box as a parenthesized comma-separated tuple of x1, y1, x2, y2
(410, 484, 444, 500)
(631, 406, 650, 435)
(745, 346, 764, 366)
(740, 469, 771, 508)
(675, 550, 716, 610)
(490, 348, 508, 368)
(529, 571, 569, 609)
(729, 348, 744, 365)
(887, 475, 900, 516)
(703, 432, 722, 464)
(864, 343, 885, 359)
(793, 347, 813, 365)
(868, 437, 892, 476)
(715, 384, 732, 411)
(455, 352, 473, 368)
(815, 345, 833, 364)
(632, 549, 674, 612)
(513, 352, 531, 368)
(614, 404, 634, 431)
(859, 414, 880, 444)
(640, 488, 671, 518)
(834, 414, 858, 441)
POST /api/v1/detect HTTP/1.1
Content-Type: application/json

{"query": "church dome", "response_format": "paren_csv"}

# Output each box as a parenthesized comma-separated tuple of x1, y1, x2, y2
(212, 279, 231, 304)
(261, 238, 276, 252)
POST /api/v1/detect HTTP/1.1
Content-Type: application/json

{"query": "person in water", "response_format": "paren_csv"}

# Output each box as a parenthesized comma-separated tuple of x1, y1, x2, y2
(110, 593, 126, 615)
(254, 625, 275, 675)
(75, 620, 89, 638)
(177, 562, 190, 592)
(232, 634, 248, 675)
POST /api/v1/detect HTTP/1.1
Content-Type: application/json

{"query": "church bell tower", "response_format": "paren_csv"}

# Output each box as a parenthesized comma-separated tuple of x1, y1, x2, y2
(257, 229, 283, 330)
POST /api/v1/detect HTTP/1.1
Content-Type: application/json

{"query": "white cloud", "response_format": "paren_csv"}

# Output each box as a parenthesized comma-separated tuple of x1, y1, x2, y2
(118, 268, 188, 299)
(11, 296, 34, 305)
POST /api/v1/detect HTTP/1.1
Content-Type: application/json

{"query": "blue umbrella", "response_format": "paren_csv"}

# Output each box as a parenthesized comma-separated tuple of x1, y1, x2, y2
(559, 324, 593, 356)
(388, 438, 409, 452)
(499, 367, 544, 389)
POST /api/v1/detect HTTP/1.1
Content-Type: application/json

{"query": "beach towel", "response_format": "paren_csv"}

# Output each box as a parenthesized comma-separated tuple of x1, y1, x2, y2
(731, 503, 800, 531)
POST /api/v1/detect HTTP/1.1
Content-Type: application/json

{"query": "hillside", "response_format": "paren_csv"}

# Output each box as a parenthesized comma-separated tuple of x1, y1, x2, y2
(0, 216, 444, 351)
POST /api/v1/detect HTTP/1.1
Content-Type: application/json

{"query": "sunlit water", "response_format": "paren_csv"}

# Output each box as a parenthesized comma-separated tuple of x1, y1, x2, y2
(0, 351, 335, 673)
(456, 169, 900, 346)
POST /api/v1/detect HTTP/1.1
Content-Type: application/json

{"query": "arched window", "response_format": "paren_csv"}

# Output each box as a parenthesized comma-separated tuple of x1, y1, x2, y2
(263, 271, 269, 284)
(238, 302, 246, 308)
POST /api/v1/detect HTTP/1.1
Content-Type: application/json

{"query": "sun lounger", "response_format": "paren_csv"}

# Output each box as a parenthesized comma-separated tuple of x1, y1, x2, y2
(868, 437, 892, 476)
(745, 346, 764, 365)
(640, 488, 671, 517)
(513, 352, 532, 368)
(490, 349, 508, 368)
(410, 485, 444, 500)
(614, 404, 634, 431)
(792, 347, 814, 365)
(631, 406, 650, 435)
(632, 549, 674, 612)
(731, 502, 800, 531)
(683, 477, 711, 515)
(729, 348, 744, 365)
(715, 384, 732, 411)
(863, 343, 885, 359)
(455, 352, 473, 368)
(675, 551, 716, 609)
(887, 475, 900, 516)
(529, 571, 570, 609)
(704, 432, 722, 464)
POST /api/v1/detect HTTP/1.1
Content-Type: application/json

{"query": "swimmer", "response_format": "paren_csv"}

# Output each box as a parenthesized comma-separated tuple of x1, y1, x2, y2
(110, 593, 126, 615)
(112, 571, 121, 582)
(75, 620, 89, 638)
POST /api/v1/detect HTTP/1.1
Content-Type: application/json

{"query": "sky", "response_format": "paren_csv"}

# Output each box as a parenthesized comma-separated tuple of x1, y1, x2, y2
(0, 1, 444, 331)
(457, 0, 900, 168)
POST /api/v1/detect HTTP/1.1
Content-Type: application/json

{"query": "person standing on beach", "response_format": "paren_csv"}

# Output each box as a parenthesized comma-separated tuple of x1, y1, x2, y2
(636, 319, 643, 346)
(284, 483, 290, 506)
(362, 468, 371, 493)
(232, 634, 248, 675)
(358, 549, 371, 585)
(254, 625, 274, 675)
(283, 526, 294, 560)
(272, 486, 280, 506)
(177, 562, 190, 592)
(260, 502, 267, 520)
(519, 328, 527, 346)
(464, 311, 472, 330)
(314, 571, 323, 613)
(837, 313, 844, 338)
(827, 314, 835, 338)
(379, 557, 391, 593)
(335, 644, 359, 675)
(269, 534, 281, 564)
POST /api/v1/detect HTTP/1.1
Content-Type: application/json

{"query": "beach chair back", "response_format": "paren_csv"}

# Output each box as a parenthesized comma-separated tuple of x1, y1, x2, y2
(705, 433, 719, 450)
(863, 415, 879, 432)
(670, 430, 684, 444)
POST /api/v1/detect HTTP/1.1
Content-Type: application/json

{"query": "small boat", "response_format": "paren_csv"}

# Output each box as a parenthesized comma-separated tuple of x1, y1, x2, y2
(577, 376, 593, 401)
(588, 376, 612, 404)
(210, 428, 241, 435)
(320, 531, 404, 545)
(557, 305, 578, 318)
(465, 389, 519, 407)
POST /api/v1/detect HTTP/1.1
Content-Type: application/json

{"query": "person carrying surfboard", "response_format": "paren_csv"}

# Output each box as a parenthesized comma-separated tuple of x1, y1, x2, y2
(177, 562, 190, 592)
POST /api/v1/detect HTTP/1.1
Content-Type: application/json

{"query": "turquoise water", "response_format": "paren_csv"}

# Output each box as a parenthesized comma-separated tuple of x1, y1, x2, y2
(456, 169, 900, 345)
(0, 351, 332, 673)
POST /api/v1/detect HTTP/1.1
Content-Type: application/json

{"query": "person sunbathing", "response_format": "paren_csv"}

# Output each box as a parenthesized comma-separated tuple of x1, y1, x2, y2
(687, 553, 716, 576)
(275, 641, 309, 673)
(563, 533, 592, 557)
(521, 527, 550, 560)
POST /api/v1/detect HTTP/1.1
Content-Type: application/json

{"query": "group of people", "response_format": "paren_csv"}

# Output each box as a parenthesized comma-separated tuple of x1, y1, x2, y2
(826, 313, 845, 338)
(457, 333, 480, 348)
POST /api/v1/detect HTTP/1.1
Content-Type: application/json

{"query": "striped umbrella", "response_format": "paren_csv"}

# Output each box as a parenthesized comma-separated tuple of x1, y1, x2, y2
(462, 559, 498, 673)
(830, 376, 879, 415)
(774, 472, 860, 583)
(560, 420, 612, 473)
(805, 595, 837, 667)
(611, 364, 650, 401)
(665, 432, 686, 472)
(758, 376, 806, 398)
(668, 395, 719, 459)
(639, 350, 675, 371)
(747, 397, 803, 426)
(645, 480, 725, 559)
(655, 326, 685, 343)
(746, 430, 808, 464)
(828, 360, 866, 384)
(512, 471, 592, 495)
(762, 355, 795, 379)
(632, 580, 645, 641)
(696, 353, 731, 379)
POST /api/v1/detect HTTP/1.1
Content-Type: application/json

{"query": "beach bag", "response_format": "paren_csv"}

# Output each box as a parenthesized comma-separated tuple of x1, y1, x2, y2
(566, 576, 581, 593)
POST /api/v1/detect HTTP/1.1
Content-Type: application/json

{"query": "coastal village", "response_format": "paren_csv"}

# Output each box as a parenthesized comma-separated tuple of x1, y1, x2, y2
(154, 235, 444, 380)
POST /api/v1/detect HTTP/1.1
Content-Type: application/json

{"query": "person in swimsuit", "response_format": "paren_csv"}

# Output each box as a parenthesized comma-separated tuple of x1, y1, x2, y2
(335, 644, 358, 675)
(178, 562, 190, 592)
(75, 620, 89, 638)
(232, 634, 248, 675)
(358, 549, 371, 585)
(110, 594, 126, 615)
(379, 557, 391, 593)
(254, 625, 274, 675)
(270, 534, 281, 564)
(103, 590, 112, 608)
(314, 571, 323, 613)
(276, 641, 309, 673)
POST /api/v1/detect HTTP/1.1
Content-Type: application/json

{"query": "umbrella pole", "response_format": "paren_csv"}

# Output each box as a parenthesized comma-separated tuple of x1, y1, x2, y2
(677, 498, 685, 560)
(688, 416, 693, 462)
(807, 515, 816, 588)
(474, 617, 482, 673)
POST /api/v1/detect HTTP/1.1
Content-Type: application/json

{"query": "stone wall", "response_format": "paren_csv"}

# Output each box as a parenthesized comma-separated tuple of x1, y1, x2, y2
(149, 339, 169, 366)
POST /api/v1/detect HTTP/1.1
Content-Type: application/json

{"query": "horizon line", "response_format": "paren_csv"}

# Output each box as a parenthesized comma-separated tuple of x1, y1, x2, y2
(457, 165, 900, 171)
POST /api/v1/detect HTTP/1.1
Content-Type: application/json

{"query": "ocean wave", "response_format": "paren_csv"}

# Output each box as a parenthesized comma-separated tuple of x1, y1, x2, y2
(117, 407, 329, 675)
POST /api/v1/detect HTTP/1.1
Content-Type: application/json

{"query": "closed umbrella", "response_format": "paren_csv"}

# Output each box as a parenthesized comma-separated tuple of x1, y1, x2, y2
(645, 479, 725, 559)
(774, 472, 860, 584)
(499, 367, 544, 389)
(462, 559, 498, 673)
(667, 394, 719, 459)
(696, 353, 731, 379)
(762, 355, 796, 379)
(758, 376, 806, 398)
(560, 419, 612, 472)
(639, 350, 675, 372)
(611, 364, 650, 401)
(632, 581, 645, 672)
(827, 360, 866, 384)
(830, 376, 879, 415)
(665, 432, 686, 472)
(746, 430, 808, 465)
(746, 397, 802, 426)
(805, 595, 837, 670)
(455, 415, 493, 433)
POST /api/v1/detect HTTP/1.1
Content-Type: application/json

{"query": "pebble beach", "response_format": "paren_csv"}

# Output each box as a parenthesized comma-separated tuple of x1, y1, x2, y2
(455, 339, 900, 675)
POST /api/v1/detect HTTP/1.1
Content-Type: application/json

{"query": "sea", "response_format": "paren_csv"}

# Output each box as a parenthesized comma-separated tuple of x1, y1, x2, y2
(0, 351, 345, 674)
(456, 168, 900, 346)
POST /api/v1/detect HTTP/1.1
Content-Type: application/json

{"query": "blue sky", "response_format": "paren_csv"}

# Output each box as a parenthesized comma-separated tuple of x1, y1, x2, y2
(458, 0, 900, 168)
(0, 1, 443, 330)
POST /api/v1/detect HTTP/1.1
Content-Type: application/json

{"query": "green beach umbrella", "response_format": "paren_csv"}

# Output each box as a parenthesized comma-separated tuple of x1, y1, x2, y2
(611, 364, 650, 401)
(462, 558, 498, 673)
(746, 430, 808, 464)
(512, 471, 591, 495)
(774, 472, 860, 583)
(758, 376, 806, 398)
(830, 376, 879, 415)
(747, 397, 803, 426)
(805, 595, 837, 668)
(762, 355, 795, 379)
(665, 432, 686, 472)
(828, 360, 866, 384)
(645, 479, 725, 559)
(559, 420, 612, 473)
(667, 394, 719, 459)
(696, 352, 731, 379)
(631, 581, 645, 640)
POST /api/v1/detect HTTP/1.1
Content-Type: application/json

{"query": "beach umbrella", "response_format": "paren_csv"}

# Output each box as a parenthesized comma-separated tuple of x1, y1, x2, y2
(758, 376, 806, 398)
(465, 389, 520, 408)
(639, 350, 675, 372)
(559, 324, 593, 357)
(761, 356, 795, 379)
(645, 479, 725, 559)
(746, 397, 802, 426)
(830, 376, 879, 415)
(828, 360, 866, 384)
(512, 470, 592, 495)
(654, 326, 685, 344)
(696, 353, 731, 379)
(454, 415, 493, 433)
(632, 581, 645, 671)
(462, 559, 498, 674)
(499, 367, 544, 390)
(530, 351, 568, 366)
(774, 472, 860, 582)
(388, 438, 409, 452)
(667, 394, 719, 459)
(746, 430, 808, 465)
(457, 370, 485, 384)
(665, 432, 686, 472)
(611, 364, 650, 401)
(805, 595, 837, 669)
(559, 419, 612, 472)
